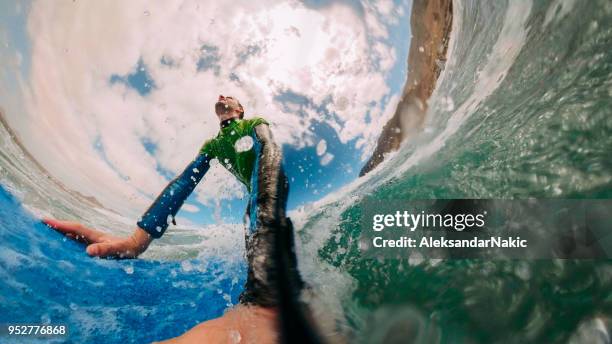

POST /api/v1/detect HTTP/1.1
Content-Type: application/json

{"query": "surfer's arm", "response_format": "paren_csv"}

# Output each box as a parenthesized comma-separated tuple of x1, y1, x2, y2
(252, 123, 288, 224)
(137, 153, 211, 238)
(44, 153, 210, 258)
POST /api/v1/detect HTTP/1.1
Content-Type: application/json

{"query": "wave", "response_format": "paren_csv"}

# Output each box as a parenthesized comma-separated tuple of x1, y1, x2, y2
(296, 0, 612, 342)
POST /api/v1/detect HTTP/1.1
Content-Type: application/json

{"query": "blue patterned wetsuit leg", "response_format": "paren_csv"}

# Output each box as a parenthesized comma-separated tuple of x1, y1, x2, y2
(238, 125, 303, 307)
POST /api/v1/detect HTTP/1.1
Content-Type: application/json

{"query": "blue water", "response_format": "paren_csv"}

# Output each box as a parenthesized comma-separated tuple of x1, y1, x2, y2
(0, 186, 246, 343)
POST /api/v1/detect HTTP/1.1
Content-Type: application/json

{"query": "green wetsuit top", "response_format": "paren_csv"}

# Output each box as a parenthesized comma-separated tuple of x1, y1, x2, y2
(137, 117, 304, 309)
(137, 117, 269, 237)
(200, 117, 268, 192)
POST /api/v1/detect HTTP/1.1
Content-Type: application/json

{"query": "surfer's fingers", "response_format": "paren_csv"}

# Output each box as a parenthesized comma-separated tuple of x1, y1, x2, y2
(86, 241, 137, 259)
(85, 242, 112, 257)
(43, 218, 105, 243)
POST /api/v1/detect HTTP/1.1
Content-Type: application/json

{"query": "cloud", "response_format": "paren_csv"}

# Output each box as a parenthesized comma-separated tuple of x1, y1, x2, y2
(8, 0, 407, 218)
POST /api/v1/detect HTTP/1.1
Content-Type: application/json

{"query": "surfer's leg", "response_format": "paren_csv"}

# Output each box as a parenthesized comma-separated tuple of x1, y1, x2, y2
(239, 165, 304, 307)
(153, 305, 278, 344)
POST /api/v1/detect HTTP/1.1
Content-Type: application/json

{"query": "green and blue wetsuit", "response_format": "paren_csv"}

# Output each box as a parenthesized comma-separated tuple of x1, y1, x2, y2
(137, 117, 302, 306)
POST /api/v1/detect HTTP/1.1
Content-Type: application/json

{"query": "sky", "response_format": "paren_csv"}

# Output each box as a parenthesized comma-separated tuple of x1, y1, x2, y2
(0, 0, 412, 227)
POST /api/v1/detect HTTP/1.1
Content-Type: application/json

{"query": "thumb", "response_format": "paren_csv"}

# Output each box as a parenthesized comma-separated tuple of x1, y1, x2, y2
(86, 242, 119, 257)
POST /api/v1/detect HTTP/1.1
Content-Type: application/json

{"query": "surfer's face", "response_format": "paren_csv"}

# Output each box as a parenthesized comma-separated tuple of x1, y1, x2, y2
(215, 95, 243, 121)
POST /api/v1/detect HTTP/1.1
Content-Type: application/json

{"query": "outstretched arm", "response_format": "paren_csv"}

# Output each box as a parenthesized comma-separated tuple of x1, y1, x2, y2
(137, 153, 210, 238)
(44, 152, 211, 258)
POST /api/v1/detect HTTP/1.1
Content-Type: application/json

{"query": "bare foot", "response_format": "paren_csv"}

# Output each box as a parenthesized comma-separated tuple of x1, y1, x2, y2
(154, 305, 279, 344)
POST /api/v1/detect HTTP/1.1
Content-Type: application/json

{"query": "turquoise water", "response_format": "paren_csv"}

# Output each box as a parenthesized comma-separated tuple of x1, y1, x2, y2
(298, 0, 612, 342)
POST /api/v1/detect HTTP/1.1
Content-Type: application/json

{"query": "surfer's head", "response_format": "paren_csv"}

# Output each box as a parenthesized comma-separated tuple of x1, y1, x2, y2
(215, 95, 244, 121)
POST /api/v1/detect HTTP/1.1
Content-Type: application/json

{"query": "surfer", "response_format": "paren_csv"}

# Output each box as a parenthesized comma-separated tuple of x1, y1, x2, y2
(43, 95, 307, 343)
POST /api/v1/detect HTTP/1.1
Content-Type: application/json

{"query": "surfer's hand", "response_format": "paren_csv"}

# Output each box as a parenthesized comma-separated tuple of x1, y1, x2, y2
(42, 219, 152, 259)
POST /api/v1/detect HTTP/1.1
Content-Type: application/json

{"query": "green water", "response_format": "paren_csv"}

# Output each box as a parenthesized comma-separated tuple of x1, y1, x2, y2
(301, 0, 612, 342)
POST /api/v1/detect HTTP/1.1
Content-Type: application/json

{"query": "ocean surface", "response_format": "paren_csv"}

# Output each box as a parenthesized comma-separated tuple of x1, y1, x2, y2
(297, 0, 612, 343)
(1, 0, 611, 343)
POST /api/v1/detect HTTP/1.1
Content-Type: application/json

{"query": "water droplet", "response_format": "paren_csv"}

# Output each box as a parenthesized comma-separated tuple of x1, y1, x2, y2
(229, 330, 241, 343)
(408, 252, 423, 266)
(123, 265, 134, 274)
(181, 260, 193, 272)
(316, 139, 327, 156)
(234, 136, 254, 152)
(320, 152, 334, 166)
